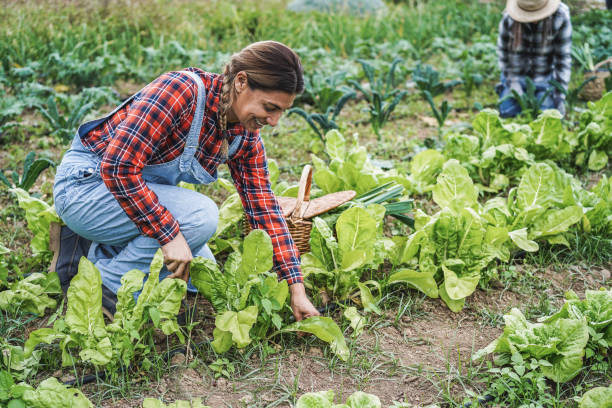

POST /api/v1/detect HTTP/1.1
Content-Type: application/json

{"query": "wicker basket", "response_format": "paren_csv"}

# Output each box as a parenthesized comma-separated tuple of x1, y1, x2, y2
(580, 57, 612, 101)
(243, 165, 356, 254)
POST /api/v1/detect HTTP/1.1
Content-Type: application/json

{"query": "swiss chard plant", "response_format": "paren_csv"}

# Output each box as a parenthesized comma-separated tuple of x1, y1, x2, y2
(348, 58, 408, 139)
(302, 205, 392, 314)
(191, 229, 348, 360)
(9, 188, 61, 258)
(24, 252, 186, 370)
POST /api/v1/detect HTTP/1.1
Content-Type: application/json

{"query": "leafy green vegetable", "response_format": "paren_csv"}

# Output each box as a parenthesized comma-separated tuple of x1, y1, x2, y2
(390, 161, 506, 311)
(282, 316, 349, 361)
(312, 130, 409, 195)
(0, 272, 60, 315)
(22, 377, 93, 408)
(192, 230, 348, 359)
(473, 308, 589, 383)
(304, 206, 390, 306)
(9, 188, 61, 256)
(0, 372, 93, 408)
(579, 385, 612, 408)
(296, 389, 381, 407)
(24, 252, 185, 369)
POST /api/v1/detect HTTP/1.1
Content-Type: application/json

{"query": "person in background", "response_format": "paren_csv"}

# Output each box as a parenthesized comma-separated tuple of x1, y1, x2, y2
(496, 0, 572, 117)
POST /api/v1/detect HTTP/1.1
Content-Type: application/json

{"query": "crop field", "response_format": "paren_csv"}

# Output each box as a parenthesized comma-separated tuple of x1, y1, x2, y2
(0, 0, 611, 407)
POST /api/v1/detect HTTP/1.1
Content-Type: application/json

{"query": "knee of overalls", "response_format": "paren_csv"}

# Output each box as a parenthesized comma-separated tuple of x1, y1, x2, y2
(179, 194, 219, 246)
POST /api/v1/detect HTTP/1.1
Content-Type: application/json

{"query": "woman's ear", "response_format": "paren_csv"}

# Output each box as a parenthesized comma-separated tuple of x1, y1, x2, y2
(234, 71, 248, 94)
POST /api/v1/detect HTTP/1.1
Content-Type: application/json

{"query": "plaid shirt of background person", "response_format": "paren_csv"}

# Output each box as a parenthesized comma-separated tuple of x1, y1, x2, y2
(497, 2, 572, 101)
(82, 68, 303, 285)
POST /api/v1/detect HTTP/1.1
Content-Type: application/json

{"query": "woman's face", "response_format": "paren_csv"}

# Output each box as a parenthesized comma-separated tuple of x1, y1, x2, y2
(228, 72, 295, 132)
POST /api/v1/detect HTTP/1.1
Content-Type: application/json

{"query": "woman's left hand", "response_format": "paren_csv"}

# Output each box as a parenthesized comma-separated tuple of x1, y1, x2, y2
(289, 282, 320, 321)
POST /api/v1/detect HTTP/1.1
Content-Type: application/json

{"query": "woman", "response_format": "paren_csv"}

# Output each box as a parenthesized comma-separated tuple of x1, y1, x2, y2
(496, 0, 572, 117)
(53, 41, 319, 321)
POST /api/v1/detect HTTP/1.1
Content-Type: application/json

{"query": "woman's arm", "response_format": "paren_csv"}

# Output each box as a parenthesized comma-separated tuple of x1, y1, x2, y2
(100, 72, 197, 245)
(227, 134, 318, 320)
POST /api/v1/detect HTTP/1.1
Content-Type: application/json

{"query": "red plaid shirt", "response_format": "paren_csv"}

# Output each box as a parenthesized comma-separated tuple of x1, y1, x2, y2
(82, 68, 302, 285)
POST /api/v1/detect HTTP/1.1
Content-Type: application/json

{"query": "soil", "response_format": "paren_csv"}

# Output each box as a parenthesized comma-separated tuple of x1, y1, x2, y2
(83, 261, 610, 407)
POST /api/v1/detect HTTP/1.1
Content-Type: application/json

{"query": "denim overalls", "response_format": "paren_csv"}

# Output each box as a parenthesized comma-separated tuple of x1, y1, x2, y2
(53, 71, 242, 294)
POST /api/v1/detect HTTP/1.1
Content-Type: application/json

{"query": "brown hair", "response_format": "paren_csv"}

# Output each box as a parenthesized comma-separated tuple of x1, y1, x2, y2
(218, 41, 304, 158)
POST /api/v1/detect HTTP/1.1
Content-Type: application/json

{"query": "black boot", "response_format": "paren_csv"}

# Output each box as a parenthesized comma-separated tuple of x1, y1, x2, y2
(49, 222, 92, 294)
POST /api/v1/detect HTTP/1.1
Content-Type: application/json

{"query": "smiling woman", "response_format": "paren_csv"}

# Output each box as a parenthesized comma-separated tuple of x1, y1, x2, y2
(51, 41, 319, 322)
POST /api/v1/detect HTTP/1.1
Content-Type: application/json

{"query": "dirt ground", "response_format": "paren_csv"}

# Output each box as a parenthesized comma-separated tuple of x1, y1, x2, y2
(85, 262, 610, 407)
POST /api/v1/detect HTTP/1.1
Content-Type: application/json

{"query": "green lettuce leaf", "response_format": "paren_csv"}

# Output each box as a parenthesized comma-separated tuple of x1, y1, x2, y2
(282, 316, 349, 361)
(22, 377, 93, 408)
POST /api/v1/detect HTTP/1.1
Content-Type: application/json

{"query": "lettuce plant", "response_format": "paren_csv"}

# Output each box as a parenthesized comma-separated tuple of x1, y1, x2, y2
(389, 160, 508, 311)
(475, 290, 611, 384)
(296, 390, 381, 408)
(485, 162, 584, 250)
(24, 252, 186, 369)
(579, 385, 612, 408)
(311, 130, 409, 195)
(0, 373, 94, 408)
(576, 92, 612, 172)
(544, 289, 612, 358)
(473, 308, 590, 383)
(191, 229, 348, 359)
(0, 244, 10, 289)
(404, 149, 446, 194)
(302, 205, 391, 314)
(0, 272, 61, 315)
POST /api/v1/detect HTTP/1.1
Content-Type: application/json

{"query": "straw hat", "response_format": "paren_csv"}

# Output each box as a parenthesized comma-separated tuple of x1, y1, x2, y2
(506, 0, 561, 23)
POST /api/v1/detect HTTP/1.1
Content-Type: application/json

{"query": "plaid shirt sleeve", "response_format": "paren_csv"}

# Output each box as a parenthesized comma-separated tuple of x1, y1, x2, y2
(100, 72, 197, 245)
(552, 4, 572, 99)
(227, 135, 303, 285)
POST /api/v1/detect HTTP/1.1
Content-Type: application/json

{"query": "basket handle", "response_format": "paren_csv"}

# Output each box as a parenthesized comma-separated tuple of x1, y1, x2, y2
(593, 56, 612, 71)
(291, 165, 313, 219)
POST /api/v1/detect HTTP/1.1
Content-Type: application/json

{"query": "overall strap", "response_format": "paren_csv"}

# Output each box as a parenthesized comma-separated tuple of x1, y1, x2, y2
(76, 92, 138, 138)
(178, 70, 207, 172)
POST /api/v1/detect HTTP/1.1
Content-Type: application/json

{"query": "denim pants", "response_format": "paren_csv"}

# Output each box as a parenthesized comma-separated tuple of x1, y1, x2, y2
(495, 74, 557, 118)
(53, 70, 225, 295)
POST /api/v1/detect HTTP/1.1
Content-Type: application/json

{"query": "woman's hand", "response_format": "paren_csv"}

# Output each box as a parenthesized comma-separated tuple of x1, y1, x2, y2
(289, 282, 320, 322)
(161, 231, 192, 283)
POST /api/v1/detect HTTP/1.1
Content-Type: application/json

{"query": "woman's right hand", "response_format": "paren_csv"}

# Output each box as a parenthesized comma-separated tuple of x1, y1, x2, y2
(161, 231, 192, 283)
